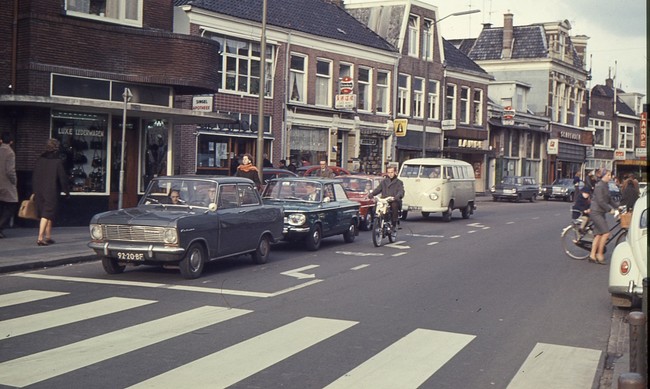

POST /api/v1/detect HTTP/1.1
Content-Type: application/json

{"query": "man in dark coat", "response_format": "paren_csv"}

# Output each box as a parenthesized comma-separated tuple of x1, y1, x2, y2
(370, 165, 405, 226)
(33, 138, 69, 246)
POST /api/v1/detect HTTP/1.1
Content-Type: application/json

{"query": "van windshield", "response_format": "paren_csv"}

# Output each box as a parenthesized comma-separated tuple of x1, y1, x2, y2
(400, 165, 442, 179)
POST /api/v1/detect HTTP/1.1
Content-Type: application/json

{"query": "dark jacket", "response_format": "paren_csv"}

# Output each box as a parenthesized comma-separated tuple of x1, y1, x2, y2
(371, 176, 405, 204)
(590, 180, 617, 214)
(32, 151, 69, 220)
(235, 164, 262, 190)
(620, 182, 639, 209)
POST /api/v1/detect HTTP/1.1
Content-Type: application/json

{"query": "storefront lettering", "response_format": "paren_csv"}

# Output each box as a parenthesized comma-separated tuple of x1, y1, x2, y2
(559, 131, 580, 141)
(458, 139, 483, 149)
(57, 127, 104, 137)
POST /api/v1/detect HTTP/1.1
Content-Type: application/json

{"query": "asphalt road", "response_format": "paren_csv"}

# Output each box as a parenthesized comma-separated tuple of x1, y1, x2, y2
(0, 200, 614, 388)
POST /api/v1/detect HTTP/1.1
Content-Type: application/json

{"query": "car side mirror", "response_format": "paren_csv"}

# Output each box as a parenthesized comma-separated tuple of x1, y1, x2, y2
(208, 203, 217, 212)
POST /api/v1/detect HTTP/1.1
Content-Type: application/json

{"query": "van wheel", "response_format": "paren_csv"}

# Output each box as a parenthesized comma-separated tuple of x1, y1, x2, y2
(442, 203, 453, 222)
(461, 204, 472, 219)
(421, 212, 430, 218)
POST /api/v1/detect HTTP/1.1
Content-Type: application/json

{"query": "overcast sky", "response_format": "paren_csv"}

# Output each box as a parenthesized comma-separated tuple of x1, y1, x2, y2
(433, 0, 647, 100)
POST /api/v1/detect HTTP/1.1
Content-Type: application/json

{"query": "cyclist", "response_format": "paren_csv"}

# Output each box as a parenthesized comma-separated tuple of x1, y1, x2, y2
(572, 184, 591, 231)
(589, 169, 618, 264)
(369, 165, 404, 228)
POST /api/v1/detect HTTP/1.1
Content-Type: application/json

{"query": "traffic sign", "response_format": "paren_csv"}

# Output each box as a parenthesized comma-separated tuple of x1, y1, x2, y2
(394, 119, 407, 137)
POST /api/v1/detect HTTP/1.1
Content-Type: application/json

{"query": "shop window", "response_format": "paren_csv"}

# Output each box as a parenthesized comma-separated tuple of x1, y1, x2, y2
(289, 127, 328, 167)
(197, 136, 229, 169)
(65, 0, 142, 27)
(141, 119, 169, 192)
(52, 111, 109, 193)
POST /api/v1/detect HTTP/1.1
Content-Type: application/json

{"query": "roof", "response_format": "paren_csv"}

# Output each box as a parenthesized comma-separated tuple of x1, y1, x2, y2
(591, 84, 637, 116)
(469, 25, 549, 61)
(442, 39, 490, 77)
(174, 0, 396, 52)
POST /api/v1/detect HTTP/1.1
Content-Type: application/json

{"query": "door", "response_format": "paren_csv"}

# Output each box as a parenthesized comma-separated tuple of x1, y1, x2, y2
(109, 117, 139, 210)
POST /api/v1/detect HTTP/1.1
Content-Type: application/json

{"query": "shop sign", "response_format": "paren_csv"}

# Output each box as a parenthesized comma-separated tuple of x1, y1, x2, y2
(614, 149, 626, 160)
(547, 139, 559, 155)
(635, 148, 646, 158)
(441, 119, 456, 131)
(458, 139, 483, 149)
(335, 94, 356, 109)
(559, 131, 581, 141)
(57, 127, 104, 137)
(360, 138, 377, 146)
(339, 76, 354, 94)
(192, 96, 213, 112)
(586, 146, 594, 158)
(393, 119, 407, 137)
(502, 106, 515, 126)
(640, 112, 647, 148)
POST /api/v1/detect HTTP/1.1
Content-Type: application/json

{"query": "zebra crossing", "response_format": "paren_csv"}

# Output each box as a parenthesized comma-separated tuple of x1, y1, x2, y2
(0, 289, 602, 388)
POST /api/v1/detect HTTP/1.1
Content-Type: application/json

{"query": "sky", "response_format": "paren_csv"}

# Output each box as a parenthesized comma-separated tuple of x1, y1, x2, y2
(433, 0, 647, 100)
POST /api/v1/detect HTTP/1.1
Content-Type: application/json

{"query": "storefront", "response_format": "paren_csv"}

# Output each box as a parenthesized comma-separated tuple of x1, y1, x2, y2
(396, 129, 441, 163)
(358, 128, 392, 174)
(549, 129, 588, 183)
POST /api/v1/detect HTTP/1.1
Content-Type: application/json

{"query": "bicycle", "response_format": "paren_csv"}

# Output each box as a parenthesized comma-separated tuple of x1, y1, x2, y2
(561, 206, 628, 260)
(372, 196, 398, 247)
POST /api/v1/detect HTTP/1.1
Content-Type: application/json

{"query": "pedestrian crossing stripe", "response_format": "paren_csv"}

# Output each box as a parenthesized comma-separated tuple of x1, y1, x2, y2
(324, 328, 475, 388)
(0, 289, 68, 308)
(129, 317, 358, 389)
(0, 297, 156, 340)
(506, 342, 602, 389)
(0, 305, 251, 388)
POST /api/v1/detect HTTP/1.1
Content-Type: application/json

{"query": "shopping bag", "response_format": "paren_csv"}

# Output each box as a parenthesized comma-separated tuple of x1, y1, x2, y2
(18, 194, 39, 220)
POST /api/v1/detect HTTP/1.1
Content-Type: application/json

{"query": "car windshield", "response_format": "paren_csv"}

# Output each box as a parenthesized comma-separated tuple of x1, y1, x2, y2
(263, 180, 322, 202)
(140, 178, 217, 208)
(502, 176, 522, 185)
(338, 177, 373, 193)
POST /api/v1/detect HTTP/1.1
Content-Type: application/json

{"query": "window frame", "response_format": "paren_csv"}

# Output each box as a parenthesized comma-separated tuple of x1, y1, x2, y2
(427, 80, 439, 120)
(422, 19, 434, 61)
(65, 0, 142, 27)
(398, 73, 411, 117)
(472, 89, 483, 125)
(357, 66, 372, 112)
(618, 123, 635, 151)
(413, 77, 424, 118)
(407, 15, 420, 58)
(589, 118, 612, 148)
(289, 53, 308, 103)
(376, 70, 390, 114)
(315, 59, 332, 107)
(459, 86, 470, 124)
(444, 83, 457, 120)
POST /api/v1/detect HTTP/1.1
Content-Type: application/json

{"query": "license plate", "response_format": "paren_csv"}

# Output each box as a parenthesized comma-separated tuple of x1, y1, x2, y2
(116, 252, 145, 261)
(408, 206, 422, 210)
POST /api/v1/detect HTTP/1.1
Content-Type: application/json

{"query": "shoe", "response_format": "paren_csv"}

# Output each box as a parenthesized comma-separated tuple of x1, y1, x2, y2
(37, 240, 49, 246)
(45, 238, 56, 244)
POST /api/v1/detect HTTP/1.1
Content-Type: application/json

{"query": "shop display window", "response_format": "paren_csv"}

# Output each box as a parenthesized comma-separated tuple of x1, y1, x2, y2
(141, 119, 169, 192)
(52, 111, 108, 193)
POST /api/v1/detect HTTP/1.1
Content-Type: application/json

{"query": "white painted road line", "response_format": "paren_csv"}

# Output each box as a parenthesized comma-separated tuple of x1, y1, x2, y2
(129, 317, 358, 389)
(351, 264, 370, 270)
(392, 252, 408, 257)
(0, 297, 155, 340)
(506, 343, 601, 389)
(0, 290, 68, 308)
(0, 306, 251, 387)
(281, 265, 319, 279)
(427, 241, 440, 246)
(325, 328, 475, 389)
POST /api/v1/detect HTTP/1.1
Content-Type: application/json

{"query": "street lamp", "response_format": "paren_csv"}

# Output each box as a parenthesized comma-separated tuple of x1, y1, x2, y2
(422, 8, 480, 158)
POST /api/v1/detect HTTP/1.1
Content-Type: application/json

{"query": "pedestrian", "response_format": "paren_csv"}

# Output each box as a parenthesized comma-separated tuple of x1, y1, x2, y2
(235, 153, 262, 190)
(620, 174, 639, 211)
(229, 155, 240, 176)
(262, 153, 273, 168)
(369, 165, 405, 228)
(585, 170, 597, 192)
(287, 159, 297, 173)
(32, 138, 69, 246)
(572, 171, 581, 188)
(317, 160, 335, 178)
(278, 159, 288, 169)
(0, 132, 18, 238)
(588, 169, 618, 264)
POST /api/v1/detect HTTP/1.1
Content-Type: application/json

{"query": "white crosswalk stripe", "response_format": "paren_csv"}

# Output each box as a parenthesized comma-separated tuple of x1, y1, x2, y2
(325, 328, 475, 389)
(0, 297, 156, 340)
(130, 316, 358, 389)
(0, 305, 251, 387)
(506, 342, 602, 389)
(0, 289, 68, 308)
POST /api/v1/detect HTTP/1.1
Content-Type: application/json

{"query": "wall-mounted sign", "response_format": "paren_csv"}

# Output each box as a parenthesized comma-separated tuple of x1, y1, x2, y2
(614, 149, 626, 160)
(547, 139, 559, 155)
(502, 106, 516, 126)
(393, 119, 408, 137)
(335, 94, 356, 109)
(339, 76, 354, 94)
(192, 96, 213, 112)
(441, 119, 456, 131)
(635, 147, 647, 158)
(559, 131, 581, 141)
(640, 112, 647, 148)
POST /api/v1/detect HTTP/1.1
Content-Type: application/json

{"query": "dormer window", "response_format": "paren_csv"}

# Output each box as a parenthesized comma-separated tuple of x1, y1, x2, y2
(408, 15, 420, 58)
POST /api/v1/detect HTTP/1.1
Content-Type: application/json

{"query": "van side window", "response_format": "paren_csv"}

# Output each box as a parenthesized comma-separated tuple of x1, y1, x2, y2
(421, 165, 441, 178)
(445, 166, 454, 179)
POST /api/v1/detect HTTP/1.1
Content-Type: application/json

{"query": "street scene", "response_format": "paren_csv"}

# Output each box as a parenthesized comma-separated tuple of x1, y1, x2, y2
(0, 198, 643, 388)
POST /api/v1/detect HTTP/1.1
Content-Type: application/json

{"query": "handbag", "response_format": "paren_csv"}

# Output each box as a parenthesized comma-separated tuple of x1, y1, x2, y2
(18, 194, 39, 220)
(620, 211, 632, 229)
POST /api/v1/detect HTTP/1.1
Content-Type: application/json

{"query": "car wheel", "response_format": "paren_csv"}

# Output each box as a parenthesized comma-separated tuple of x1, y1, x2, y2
(421, 212, 430, 218)
(493, 196, 499, 202)
(304, 225, 322, 251)
(529, 194, 536, 203)
(251, 235, 271, 264)
(543, 195, 550, 201)
(461, 204, 472, 219)
(400, 210, 408, 220)
(363, 212, 373, 231)
(343, 222, 356, 243)
(101, 256, 125, 275)
(179, 242, 205, 279)
(442, 203, 452, 222)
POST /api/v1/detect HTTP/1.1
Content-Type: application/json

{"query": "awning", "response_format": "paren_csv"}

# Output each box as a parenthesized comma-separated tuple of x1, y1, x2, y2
(488, 118, 549, 133)
(0, 94, 237, 125)
(360, 128, 393, 137)
(615, 159, 647, 166)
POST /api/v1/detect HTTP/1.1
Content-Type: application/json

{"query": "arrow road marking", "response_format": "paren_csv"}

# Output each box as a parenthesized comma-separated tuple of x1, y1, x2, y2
(336, 251, 384, 257)
(385, 241, 410, 249)
(281, 265, 319, 279)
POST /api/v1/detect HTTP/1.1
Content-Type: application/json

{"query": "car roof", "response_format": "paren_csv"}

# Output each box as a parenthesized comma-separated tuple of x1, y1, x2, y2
(270, 177, 341, 183)
(153, 175, 249, 184)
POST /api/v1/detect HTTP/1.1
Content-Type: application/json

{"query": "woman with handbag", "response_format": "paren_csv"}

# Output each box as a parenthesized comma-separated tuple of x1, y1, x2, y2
(32, 138, 69, 246)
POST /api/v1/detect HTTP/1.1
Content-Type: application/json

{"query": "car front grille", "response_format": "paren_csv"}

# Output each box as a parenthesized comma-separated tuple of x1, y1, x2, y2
(102, 225, 166, 242)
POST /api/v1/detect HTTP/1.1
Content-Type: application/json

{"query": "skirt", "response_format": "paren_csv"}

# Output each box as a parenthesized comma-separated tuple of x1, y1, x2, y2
(590, 211, 609, 235)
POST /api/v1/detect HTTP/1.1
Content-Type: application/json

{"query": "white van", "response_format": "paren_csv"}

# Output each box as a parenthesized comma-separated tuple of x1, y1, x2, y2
(398, 158, 476, 221)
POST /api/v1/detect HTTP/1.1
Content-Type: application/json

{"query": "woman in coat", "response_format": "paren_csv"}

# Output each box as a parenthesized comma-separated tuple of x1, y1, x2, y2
(620, 175, 640, 211)
(33, 138, 69, 246)
(235, 153, 262, 190)
(588, 169, 618, 264)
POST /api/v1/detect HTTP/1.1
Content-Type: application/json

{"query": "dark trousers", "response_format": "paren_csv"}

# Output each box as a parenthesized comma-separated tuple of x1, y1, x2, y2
(0, 201, 17, 231)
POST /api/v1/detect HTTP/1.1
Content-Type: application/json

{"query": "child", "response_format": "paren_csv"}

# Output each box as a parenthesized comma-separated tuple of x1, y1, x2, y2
(573, 185, 591, 231)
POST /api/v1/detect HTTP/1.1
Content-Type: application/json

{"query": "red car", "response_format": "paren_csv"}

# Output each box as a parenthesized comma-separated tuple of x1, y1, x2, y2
(336, 175, 383, 230)
(297, 165, 351, 177)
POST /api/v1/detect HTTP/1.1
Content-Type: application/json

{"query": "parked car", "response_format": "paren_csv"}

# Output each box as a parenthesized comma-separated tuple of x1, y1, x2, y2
(335, 175, 383, 230)
(88, 176, 284, 279)
(491, 176, 539, 202)
(608, 181, 622, 203)
(261, 168, 298, 185)
(261, 177, 359, 250)
(609, 193, 647, 307)
(296, 165, 350, 177)
(541, 178, 576, 202)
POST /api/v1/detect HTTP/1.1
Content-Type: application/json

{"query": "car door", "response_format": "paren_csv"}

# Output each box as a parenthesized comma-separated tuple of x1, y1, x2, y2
(318, 183, 340, 236)
(236, 183, 266, 252)
(216, 183, 242, 256)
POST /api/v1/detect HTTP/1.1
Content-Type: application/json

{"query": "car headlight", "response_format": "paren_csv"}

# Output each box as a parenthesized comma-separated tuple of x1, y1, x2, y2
(163, 228, 178, 244)
(505, 188, 516, 194)
(428, 193, 439, 200)
(286, 213, 306, 226)
(89, 224, 103, 240)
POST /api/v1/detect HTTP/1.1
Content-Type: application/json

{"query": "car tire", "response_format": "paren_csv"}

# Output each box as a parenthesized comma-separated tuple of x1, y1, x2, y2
(251, 234, 271, 264)
(421, 212, 430, 218)
(343, 222, 356, 243)
(363, 212, 373, 231)
(101, 256, 125, 275)
(179, 242, 206, 279)
(461, 204, 472, 219)
(543, 195, 550, 201)
(529, 194, 536, 203)
(304, 225, 322, 251)
(442, 203, 452, 222)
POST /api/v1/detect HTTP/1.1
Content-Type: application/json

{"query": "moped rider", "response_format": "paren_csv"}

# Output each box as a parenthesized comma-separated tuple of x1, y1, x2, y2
(369, 165, 404, 228)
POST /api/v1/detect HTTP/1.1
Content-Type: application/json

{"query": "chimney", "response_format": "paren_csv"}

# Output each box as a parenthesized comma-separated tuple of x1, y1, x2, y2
(605, 78, 614, 89)
(482, 23, 492, 29)
(502, 13, 513, 59)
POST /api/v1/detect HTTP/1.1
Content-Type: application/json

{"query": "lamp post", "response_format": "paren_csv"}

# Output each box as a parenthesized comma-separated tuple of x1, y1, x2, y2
(118, 87, 132, 210)
(256, 0, 268, 179)
(423, 9, 480, 158)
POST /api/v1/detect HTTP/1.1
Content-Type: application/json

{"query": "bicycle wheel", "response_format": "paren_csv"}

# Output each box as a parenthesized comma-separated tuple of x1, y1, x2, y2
(372, 218, 383, 247)
(614, 229, 627, 246)
(561, 226, 591, 260)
